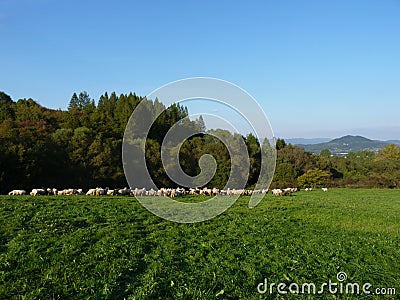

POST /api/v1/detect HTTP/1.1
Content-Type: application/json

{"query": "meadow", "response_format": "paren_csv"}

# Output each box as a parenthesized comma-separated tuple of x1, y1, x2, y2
(0, 189, 399, 299)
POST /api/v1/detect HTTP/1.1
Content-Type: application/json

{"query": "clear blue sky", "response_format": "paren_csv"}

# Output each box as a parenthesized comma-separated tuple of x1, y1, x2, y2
(1, 0, 399, 139)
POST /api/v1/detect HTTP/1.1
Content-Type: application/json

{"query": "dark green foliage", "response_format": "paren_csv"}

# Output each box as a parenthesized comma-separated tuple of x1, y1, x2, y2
(0, 92, 197, 192)
(68, 91, 93, 111)
(68, 92, 79, 110)
(197, 115, 206, 132)
(245, 133, 261, 187)
(0, 91, 13, 105)
(0, 92, 15, 122)
(297, 168, 331, 188)
(273, 162, 297, 184)
(320, 149, 331, 157)
(275, 138, 286, 150)
(0, 190, 399, 299)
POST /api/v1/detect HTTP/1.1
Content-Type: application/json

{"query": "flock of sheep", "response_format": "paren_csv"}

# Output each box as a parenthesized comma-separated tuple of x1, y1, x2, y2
(270, 187, 328, 196)
(7, 186, 328, 197)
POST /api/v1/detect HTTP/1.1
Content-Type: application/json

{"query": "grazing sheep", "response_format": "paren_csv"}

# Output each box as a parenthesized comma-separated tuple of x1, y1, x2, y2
(200, 188, 212, 196)
(322, 188, 328, 192)
(11, 185, 280, 198)
(8, 189, 26, 195)
(212, 187, 220, 195)
(177, 187, 186, 196)
(86, 189, 96, 196)
(272, 189, 283, 197)
(95, 187, 107, 196)
(282, 188, 293, 196)
(131, 188, 146, 197)
(188, 188, 199, 195)
(219, 189, 227, 195)
(30, 188, 46, 196)
(63, 188, 75, 195)
(118, 187, 130, 196)
(281, 187, 298, 196)
(107, 189, 116, 196)
(147, 188, 157, 196)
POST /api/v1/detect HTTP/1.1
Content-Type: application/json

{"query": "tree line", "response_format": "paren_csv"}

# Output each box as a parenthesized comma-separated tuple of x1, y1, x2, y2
(0, 91, 399, 194)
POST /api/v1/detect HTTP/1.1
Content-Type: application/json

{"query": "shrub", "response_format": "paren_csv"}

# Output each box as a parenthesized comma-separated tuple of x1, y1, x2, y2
(297, 168, 330, 188)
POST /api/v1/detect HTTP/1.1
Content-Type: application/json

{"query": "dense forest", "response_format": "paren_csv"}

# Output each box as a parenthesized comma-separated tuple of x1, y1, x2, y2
(0, 91, 399, 194)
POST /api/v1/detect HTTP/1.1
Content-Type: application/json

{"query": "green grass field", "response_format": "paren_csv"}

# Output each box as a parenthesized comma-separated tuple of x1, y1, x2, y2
(0, 189, 399, 299)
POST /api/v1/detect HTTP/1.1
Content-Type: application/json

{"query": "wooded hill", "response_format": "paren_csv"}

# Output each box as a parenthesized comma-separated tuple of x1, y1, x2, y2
(298, 135, 396, 155)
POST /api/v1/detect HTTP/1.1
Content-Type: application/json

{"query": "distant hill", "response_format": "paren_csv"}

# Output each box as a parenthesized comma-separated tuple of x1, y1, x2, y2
(286, 138, 332, 145)
(386, 140, 400, 145)
(297, 135, 394, 155)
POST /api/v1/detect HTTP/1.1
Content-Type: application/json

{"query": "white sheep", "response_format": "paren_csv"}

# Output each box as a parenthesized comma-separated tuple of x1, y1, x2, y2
(8, 189, 26, 195)
(146, 188, 156, 196)
(30, 188, 46, 196)
(63, 188, 74, 195)
(188, 188, 199, 195)
(107, 189, 116, 196)
(118, 187, 130, 196)
(95, 187, 107, 196)
(272, 189, 283, 197)
(86, 188, 96, 196)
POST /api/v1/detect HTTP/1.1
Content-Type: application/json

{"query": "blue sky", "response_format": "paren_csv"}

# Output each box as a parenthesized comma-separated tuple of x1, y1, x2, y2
(1, 0, 399, 139)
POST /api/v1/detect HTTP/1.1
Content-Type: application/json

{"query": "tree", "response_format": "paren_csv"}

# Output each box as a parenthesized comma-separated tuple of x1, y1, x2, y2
(320, 149, 331, 157)
(68, 93, 79, 110)
(78, 91, 92, 110)
(276, 138, 286, 150)
(297, 168, 330, 188)
(68, 91, 92, 110)
(0, 92, 13, 105)
(246, 133, 261, 186)
(197, 115, 206, 132)
(274, 162, 297, 181)
(15, 98, 44, 122)
(278, 144, 314, 175)
(0, 104, 15, 121)
(70, 127, 95, 168)
(376, 144, 400, 162)
(0, 92, 15, 121)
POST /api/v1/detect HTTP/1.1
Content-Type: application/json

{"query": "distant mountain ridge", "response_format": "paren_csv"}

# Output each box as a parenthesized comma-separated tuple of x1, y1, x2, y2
(288, 135, 400, 155)
(285, 138, 332, 145)
(386, 140, 400, 145)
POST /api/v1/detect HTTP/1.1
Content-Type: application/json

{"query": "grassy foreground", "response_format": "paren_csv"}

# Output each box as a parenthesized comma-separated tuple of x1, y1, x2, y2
(0, 189, 399, 299)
